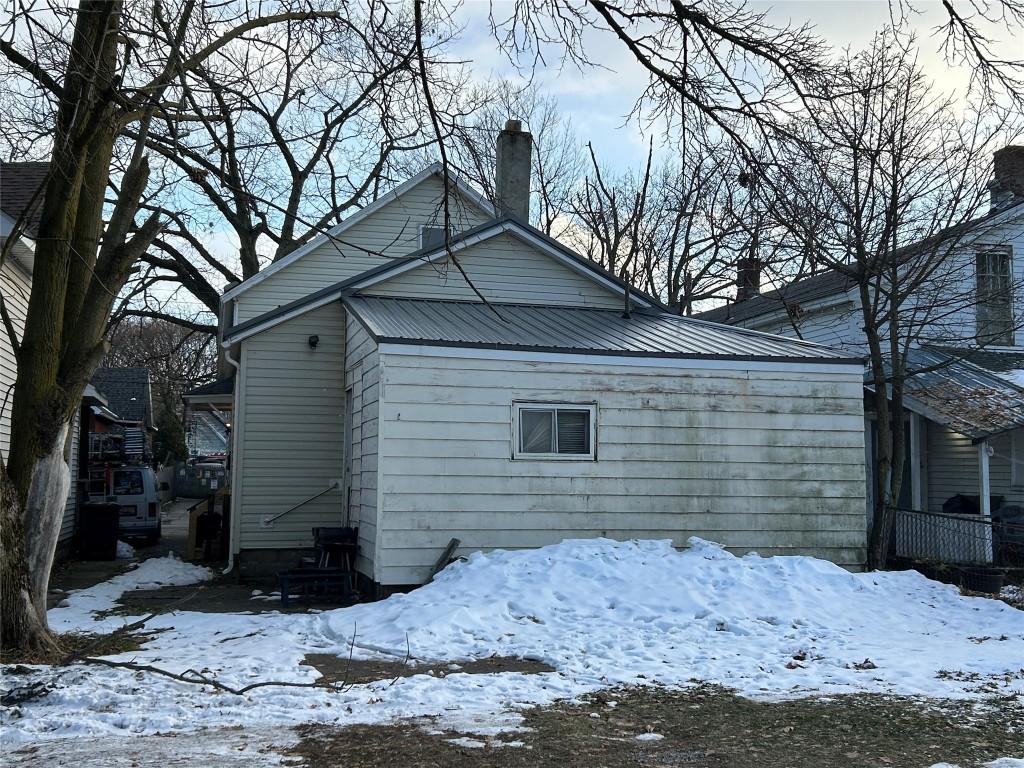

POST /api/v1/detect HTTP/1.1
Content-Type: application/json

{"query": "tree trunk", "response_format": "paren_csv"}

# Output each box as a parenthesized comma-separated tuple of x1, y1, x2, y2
(0, 461, 59, 656)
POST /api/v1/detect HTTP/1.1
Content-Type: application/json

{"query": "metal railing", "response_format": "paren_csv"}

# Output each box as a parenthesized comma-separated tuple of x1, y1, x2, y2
(260, 481, 340, 528)
(893, 507, 1024, 566)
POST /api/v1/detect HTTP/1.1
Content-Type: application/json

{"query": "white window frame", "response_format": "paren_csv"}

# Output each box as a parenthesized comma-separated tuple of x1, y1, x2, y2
(1011, 429, 1024, 488)
(975, 245, 1014, 346)
(511, 401, 598, 461)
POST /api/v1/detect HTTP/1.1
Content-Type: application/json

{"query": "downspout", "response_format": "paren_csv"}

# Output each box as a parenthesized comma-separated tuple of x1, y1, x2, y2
(222, 344, 241, 576)
(220, 284, 241, 576)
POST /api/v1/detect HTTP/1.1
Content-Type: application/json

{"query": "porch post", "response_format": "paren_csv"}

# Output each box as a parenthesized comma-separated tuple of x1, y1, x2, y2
(978, 440, 994, 563)
(978, 441, 991, 518)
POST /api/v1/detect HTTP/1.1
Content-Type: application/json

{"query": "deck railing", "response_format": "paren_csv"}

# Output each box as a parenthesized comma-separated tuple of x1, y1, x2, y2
(893, 508, 1024, 566)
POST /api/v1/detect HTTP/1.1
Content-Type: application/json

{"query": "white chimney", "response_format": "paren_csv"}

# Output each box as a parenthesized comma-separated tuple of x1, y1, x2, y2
(495, 119, 533, 220)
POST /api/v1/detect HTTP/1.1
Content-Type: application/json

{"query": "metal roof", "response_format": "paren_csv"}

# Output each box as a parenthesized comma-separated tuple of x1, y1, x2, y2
(343, 296, 858, 363)
(871, 347, 1024, 441)
(923, 345, 1024, 374)
(222, 216, 662, 345)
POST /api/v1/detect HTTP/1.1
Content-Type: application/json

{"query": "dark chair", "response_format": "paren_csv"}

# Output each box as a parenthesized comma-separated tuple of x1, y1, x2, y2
(278, 526, 359, 607)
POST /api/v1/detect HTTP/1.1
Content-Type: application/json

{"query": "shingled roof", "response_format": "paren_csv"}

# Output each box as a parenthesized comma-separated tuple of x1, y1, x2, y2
(0, 161, 49, 238)
(91, 367, 155, 428)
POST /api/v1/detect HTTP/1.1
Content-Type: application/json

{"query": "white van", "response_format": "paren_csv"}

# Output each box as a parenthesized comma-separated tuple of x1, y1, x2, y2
(109, 466, 162, 542)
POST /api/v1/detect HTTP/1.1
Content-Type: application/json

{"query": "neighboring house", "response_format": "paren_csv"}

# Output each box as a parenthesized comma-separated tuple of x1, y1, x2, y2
(182, 376, 233, 458)
(90, 367, 157, 462)
(220, 121, 869, 591)
(699, 146, 1024, 563)
(1, 161, 81, 557)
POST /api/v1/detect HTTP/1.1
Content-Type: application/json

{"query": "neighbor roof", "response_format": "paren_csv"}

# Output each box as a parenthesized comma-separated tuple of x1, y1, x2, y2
(343, 296, 859, 363)
(91, 367, 154, 427)
(869, 347, 1024, 441)
(924, 345, 1024, 374)
(0, 161, 49, 238)
(222, 217, 660, 345)
(698, 269, 857, 325)
(699, 200, 1024, 326)
(183, 376, 234, 399)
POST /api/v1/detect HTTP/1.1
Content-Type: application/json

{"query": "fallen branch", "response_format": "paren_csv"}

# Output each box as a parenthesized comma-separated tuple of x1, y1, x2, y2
(59, 587, 204, 666)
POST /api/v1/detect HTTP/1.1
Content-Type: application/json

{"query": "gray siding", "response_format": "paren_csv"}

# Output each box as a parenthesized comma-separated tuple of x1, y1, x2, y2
(925, 423, 1024, 512)
(374, 350, 868, 585)
(235, 178, 491, 322)
(0, 259, 30, 460)
(235, 302, 347, 550)
(363, 232, 623, 308)
(344, 314, 381, 579)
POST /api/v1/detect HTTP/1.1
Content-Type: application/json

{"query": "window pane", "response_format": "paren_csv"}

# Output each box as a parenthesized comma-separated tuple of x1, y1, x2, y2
(977, 248, 1013, 344)
(520, 409, 555, 453)
(556, 409, 590, 454)
(113, 470, 144, 495)
(421, 226, 446, 249)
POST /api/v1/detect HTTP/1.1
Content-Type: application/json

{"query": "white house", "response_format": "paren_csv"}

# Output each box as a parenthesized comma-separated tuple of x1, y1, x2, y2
(220, 122, 869, 591)
(0, 161, 81, 556)
(699, 147, 1024, 565)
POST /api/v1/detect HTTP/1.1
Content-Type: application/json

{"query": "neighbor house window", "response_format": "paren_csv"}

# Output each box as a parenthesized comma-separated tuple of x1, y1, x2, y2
(420, 225, 447, 249)
(513, 402, 597, 460)
(1012, 430, 1024, 488)
(976, 246, 1014, 345)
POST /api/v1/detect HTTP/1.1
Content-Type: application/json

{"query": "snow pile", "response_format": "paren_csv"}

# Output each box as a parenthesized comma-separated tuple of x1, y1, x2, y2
(324, 538, 1024, 699)
(115, 541, 135, 560)
(49, 554, 213, 632)
(932, 760, 1024, 768)
(4, 539, 1024, 744)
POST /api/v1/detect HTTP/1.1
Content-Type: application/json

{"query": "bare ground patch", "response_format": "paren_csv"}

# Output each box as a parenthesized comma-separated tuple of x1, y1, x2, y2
(289, 685, 1024, 768)
(301, 653, 555, 686)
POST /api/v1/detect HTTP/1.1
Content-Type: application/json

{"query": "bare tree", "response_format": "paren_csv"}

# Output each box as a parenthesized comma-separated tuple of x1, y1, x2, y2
(758, 31, 1021, 567)
(114, 0, 472, 328)
(0, 0, 340, 654)
(105, 316, 218, 461)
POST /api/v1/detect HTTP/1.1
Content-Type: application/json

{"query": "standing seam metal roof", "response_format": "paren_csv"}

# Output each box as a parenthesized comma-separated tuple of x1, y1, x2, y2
(869, 347, 1024, 441)
(342, 296, 859, 362)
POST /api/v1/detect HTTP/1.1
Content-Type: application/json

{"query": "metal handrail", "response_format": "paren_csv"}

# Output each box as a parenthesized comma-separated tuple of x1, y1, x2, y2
(261, 481, 339, 527)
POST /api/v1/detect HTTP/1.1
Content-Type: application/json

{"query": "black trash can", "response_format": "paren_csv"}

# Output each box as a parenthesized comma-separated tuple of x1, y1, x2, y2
(76, 502, 120, 560)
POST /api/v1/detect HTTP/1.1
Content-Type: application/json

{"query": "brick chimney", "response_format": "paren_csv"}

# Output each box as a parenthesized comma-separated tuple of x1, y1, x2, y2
(495, 119, 533, 220)
(989, 145, 1024, 211)
(736, 257, 761, 302)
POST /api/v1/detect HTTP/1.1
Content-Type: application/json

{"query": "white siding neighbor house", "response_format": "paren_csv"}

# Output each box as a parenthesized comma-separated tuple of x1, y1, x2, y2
(221, 122, 868, 590)
(699, 146, 1024, 566)
(1, 161, 80, 555)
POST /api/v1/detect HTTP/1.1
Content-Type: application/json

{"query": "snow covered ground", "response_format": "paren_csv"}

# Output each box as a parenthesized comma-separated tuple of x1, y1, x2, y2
(3, 538, 1024, 755)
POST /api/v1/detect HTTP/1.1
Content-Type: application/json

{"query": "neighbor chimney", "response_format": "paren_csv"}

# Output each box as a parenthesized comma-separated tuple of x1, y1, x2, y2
(989, 145, 1024, 212)
(495, 119, 533, 220)
(736, 257, 761, 302)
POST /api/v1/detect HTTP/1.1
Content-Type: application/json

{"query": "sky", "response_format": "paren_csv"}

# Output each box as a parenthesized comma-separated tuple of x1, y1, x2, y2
(449, 0, 1014, 170)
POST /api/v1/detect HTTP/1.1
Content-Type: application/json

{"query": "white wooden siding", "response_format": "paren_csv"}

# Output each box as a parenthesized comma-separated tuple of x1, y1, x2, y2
(0, 259, 30, 460)
(235, 303, 347, 550)
(235, 178, 491, 322)
(363, 232, 623, 308)
(344, 313, 381, 579)
(925, 423, 1024, 512)
(374, 351, 868, 585)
